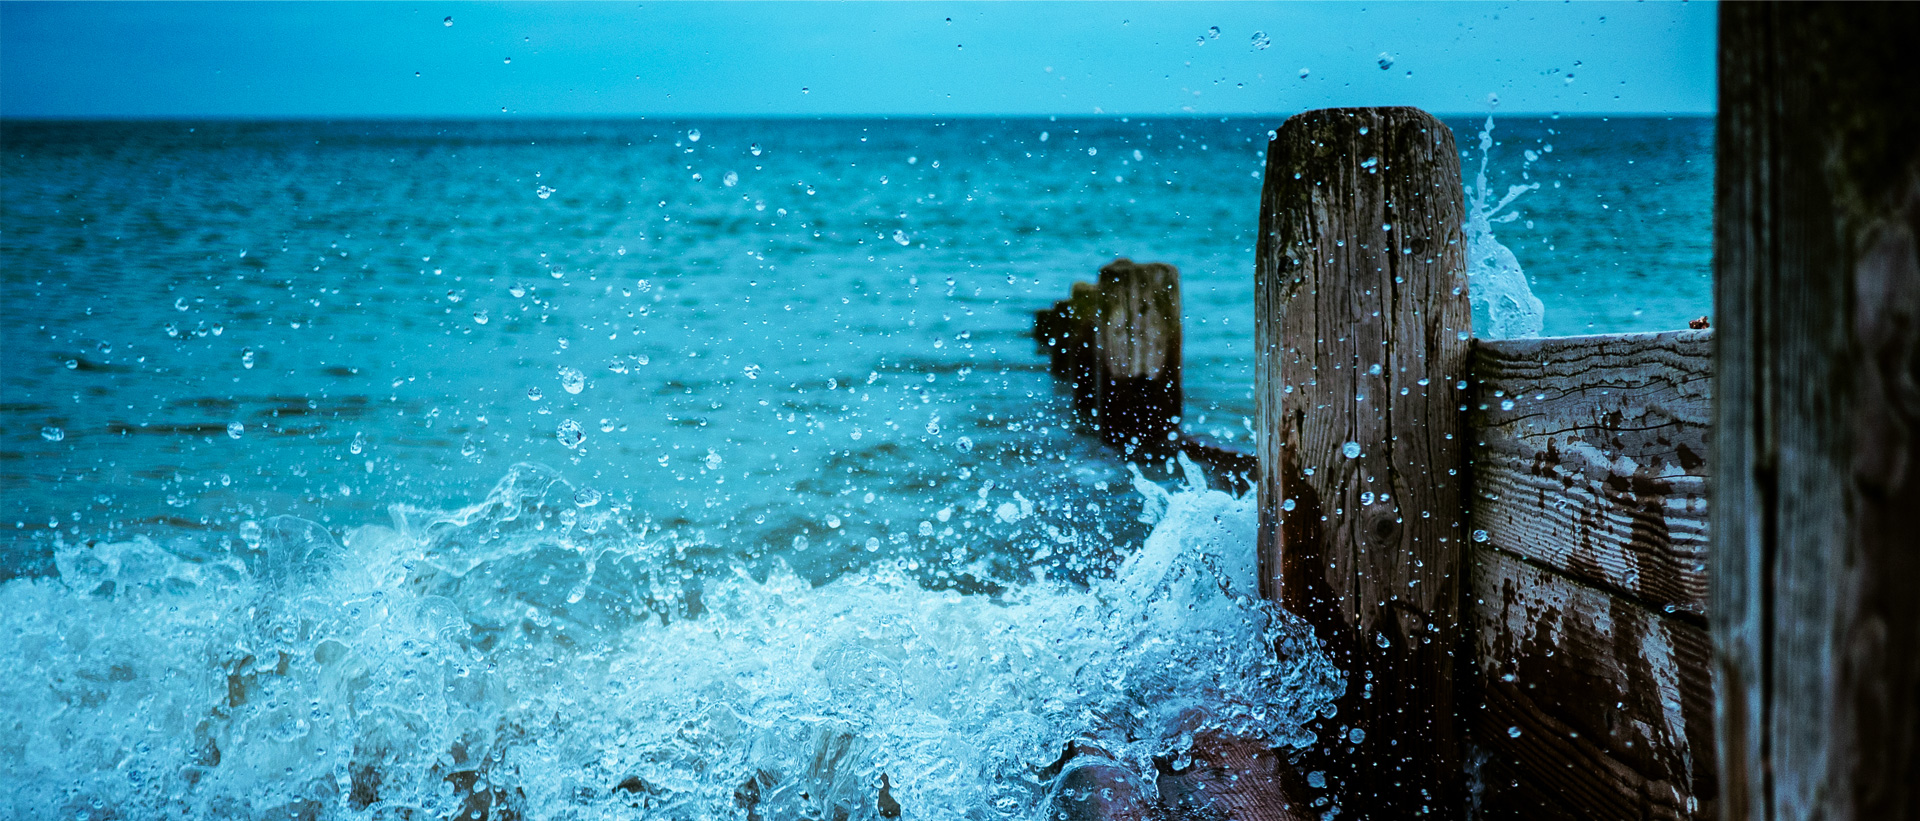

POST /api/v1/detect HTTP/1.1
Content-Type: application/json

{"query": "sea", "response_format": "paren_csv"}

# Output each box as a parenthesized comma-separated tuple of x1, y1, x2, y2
(0, 115, 1711, 819)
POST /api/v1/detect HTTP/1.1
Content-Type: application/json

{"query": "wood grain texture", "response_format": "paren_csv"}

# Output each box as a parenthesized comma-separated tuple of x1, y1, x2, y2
(1467, 546, 1717, 821)
(1255, 107, 1471, 818)
(1468, 330, 1712, 619)
(1715, 6, 1920, 821)
(1095, 259, 1182, 457)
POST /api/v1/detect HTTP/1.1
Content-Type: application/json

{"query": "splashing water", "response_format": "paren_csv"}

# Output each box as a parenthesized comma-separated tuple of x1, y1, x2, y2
(0, 461, 1340, 820)
(1464, 116, 1546, 338)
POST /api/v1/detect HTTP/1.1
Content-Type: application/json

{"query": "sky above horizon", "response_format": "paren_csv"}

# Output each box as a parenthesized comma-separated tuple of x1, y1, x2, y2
(0, 1, 1716, 119)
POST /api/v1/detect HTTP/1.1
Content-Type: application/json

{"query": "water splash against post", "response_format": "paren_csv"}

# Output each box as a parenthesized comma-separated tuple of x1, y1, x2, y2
(1464, 116, 1546, 339)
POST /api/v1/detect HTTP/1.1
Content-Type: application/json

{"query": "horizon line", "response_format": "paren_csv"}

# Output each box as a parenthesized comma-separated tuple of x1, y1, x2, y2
(0, 111, 1717, 123)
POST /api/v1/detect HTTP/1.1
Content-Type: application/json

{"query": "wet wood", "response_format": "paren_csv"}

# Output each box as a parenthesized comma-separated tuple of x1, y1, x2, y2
(1255, 106, 1471, 818)
(1035, 260, 1258, 484)
(1467, 330, 1712, 618)
(1154, 734, 1306, 821)
(1467, 546, 1716, 820)
(1093, 259, 1182, 458)
(1714, 5, 1920, 820)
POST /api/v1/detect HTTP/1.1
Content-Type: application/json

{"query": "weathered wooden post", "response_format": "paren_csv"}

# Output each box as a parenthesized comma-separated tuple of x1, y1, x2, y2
(1713, 6, 1920, 821)
(1093, 259, 1182, 458)
(1255, 107, 1471, 818)
(1065, 280, 1103, 421)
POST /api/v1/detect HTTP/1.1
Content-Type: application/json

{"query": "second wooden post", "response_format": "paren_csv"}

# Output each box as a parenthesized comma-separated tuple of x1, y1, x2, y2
(1255, 107, 1471, 818)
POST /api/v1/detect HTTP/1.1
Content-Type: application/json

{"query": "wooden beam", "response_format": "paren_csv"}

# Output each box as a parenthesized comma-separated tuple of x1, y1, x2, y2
(1255, 106, 1472, 818)
(1714, 5, 1920, 820)
(1469, 330, 1712, 618)
(1467, 545, 1717, 820)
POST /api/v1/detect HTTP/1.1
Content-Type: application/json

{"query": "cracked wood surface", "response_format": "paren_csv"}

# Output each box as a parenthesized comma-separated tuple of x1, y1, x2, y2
(1467, 330, 1712, 619)
(1256, 106, 1470, 818)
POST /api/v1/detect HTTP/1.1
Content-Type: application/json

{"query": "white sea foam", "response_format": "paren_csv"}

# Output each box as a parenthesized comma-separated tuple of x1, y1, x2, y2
(1464, 116, 1546, 339)
(0, 462, 1339, 820)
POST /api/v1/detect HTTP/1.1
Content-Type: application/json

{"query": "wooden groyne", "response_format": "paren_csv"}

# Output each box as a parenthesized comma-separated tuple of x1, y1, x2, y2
(1032, 257, 1257, 485)
(1030, 7, 1918, 820)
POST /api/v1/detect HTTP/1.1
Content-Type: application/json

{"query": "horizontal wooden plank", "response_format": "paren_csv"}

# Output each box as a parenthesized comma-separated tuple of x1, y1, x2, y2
(1468, 545, 1717, 820)
(1468, 330, 1712, 617)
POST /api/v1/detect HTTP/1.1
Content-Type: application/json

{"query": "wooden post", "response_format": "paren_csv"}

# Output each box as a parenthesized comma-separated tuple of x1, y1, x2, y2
(1094, 258, 1182, 458)
(1066, 280, 1103, 422)
(1713, 6, 1920, 821)
(1255, 107, 1471, 818)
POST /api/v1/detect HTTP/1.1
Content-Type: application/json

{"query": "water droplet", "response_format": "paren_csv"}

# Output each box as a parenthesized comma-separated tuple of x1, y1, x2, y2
(1361, 491, 1375, 505)
(865, 537, 881, 552)
(226, 422, 244, 439)
(536, 185, 555, 199)
(723, 171, 739, 187)
(472, 310, 489, 325)
(1508, 726, 1522, 738)
(1282, 498, 1297, 512)
(918, 521, 935, 536)
(1349, 727, 1366, 743)
(1473, 529, 1491, 543)
(686, 128, 701, 142)
(826, 514, 842, 529)
(527, 387, 544, 401)
(1251, 31, 1271, 50)
(555, 419, 585, 449)
(1342, 441, 1362, 459)
(350, 432, 365, 455)
(503, 57, 511, 64)
(599, 418, 616, 433)
(174, 297, 189, 311)
(241, 348, 256, 369)
(1377, 52, 1395, 70)
(558, 366, 586, 394)
(800, 87, 809, 94)
(955, 436, 973, 453)
(1299, 67, 1310, 79)
(443, 16, 453, 26)
(893, 229, 911, 246)
(792, 535, 810, 551)
(1500, 399, 1515, 411)
(704, 450, 722, 470)
(63, 359, 77, 370)
(573, 487, 602, 507)
(1375, 632, 1391, 649)
(40, 426, 64, 442)
(750, 143, 762, 156)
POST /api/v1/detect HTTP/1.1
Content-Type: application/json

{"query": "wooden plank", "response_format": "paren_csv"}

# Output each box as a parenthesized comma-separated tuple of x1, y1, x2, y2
(1467, 545, 1717, 820)
(1467, 330, 1712, 618)
(1255, 106, 1472, 818)
(1715, 6, 1920, 820)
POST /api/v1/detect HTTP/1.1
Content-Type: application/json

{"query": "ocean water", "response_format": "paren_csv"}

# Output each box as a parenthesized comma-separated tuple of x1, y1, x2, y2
(0, 116, 1710, 819)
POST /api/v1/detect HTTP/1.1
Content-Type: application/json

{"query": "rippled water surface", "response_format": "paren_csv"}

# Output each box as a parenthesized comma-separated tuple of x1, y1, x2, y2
(0, 116, 1710, 818)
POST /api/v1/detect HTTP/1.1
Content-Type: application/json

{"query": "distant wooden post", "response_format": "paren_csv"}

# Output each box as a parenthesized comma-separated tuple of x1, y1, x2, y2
(1255, 107, 1470, 818)
(1066, 280, 1103, 421)
(1093, 259, 1182, 458)
(1714, 6, 1920, 821)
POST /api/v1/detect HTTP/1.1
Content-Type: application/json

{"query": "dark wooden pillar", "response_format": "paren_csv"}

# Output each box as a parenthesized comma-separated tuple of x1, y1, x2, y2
(1094, 258, 1182, 458)
(1255, 107, 1471, 818)
(1713, 6, 1920, 821)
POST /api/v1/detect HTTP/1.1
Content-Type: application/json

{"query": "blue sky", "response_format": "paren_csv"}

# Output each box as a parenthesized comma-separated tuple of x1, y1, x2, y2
(0, 1, 1716, 118)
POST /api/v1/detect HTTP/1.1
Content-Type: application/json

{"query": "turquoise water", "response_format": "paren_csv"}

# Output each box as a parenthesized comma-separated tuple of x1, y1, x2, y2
(0, 116, 1709, 819)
